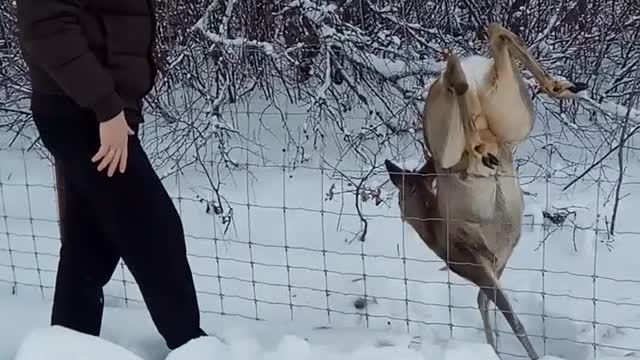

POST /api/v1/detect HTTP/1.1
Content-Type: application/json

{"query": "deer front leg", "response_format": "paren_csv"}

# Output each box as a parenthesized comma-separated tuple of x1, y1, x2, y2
(481, 24, 537, 145)
(475, 129, 500, 169)
(486, 23, 587, 99)
(478, 290, 497, 349)
(444, 51, 500, 170)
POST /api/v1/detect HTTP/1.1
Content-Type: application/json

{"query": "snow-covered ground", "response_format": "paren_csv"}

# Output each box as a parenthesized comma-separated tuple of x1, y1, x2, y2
(2, 100, 640, 360)
(0, 293, 490, 360)
(0, 295, 586, 360)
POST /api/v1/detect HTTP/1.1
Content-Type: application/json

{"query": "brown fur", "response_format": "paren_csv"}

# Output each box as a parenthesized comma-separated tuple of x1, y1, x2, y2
(385, 153, 537, 358)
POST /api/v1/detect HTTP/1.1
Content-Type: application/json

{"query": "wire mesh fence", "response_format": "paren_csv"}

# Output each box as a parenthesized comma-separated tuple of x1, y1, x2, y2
(2, 102, 640, 360)
(2, 0, 640, 359)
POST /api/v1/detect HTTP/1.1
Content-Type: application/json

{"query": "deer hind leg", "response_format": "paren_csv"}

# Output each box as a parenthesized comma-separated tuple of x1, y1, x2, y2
(451, 256, 539, 359)
(481, 278, 539, 359)
(479, 24, 536, 146)
(487, 23, 587, 98)
(442, 51, 500, 169)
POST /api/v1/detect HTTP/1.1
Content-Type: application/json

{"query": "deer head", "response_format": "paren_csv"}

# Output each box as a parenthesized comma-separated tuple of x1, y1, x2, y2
(384, 159, 436, 225)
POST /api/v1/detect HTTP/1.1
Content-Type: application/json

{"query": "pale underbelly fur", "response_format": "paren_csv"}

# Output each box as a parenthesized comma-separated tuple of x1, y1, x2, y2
(436, 172, 523, 223)
(458, 55, 533, 144)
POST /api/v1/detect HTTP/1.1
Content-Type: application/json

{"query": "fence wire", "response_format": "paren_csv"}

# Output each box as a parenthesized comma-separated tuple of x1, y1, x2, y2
(2, 113, 640, 360)
(2, 1, 640, 359)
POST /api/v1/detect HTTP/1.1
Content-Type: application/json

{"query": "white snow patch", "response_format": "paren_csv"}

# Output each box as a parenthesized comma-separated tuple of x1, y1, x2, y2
(15, 326, 144, 360)
(166, 336, 228, 360)
(3, 295, 530, 360)
(420, 339, 500, 360)
(4, 94, 640, 360)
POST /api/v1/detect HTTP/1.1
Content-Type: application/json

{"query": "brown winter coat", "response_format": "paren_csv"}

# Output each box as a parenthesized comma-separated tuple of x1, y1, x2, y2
(15, 0, 158, 123)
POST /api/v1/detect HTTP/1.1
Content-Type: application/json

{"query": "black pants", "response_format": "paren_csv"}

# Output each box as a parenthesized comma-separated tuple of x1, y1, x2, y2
(30, 92, 205, 349)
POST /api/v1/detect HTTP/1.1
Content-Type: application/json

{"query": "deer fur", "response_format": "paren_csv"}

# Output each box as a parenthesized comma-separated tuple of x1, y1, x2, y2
(424, 23, 586, 176)
(384, 23, 586, 359)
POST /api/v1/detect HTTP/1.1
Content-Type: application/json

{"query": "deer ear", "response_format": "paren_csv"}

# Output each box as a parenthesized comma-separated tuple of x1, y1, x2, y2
(416, 161, 433, 175)
(385, 159, 408, 188)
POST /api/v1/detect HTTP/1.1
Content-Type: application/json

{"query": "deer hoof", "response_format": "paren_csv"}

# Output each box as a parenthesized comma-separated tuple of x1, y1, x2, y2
(568, 81, 588, 93)
(482, 153, 500, 169)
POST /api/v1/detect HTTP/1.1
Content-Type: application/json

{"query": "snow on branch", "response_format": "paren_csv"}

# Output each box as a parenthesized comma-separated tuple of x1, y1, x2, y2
(201, 31, 277, 56)
(4, 0, 640, 237)
(577, 94, 640, 123)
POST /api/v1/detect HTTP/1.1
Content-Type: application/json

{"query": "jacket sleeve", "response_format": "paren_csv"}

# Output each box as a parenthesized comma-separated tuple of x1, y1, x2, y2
(15, 0, 123, 123)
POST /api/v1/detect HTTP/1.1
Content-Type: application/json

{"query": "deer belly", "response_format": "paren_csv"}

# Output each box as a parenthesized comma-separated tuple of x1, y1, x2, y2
(436, 175, 523, 224)
(436, 177, 497, 222)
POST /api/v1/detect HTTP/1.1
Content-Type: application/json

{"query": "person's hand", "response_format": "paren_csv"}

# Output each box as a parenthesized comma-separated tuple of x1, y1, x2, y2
(91, 111, 135, 177)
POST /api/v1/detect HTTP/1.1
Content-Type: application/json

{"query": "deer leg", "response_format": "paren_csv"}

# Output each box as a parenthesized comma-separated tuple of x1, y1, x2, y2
(477, 290, 496, 349)
(478, 258, 507, 351)
(422, 64, 465, 169)
(442, 50, 469, 96)
(479, 24, 537, 146)
(485, 261, 509, 352)
(475, 129, 500, 169)
(487, 23, 587, 98)
(451, 255, 538, 359)
(480, 281, 539, 359)
(443, 52, 499, 170)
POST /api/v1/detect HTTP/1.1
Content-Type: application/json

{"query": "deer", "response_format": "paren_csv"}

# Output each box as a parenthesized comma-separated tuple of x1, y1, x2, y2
(424, 23, 586, 176)
(384, 23, 587, 359)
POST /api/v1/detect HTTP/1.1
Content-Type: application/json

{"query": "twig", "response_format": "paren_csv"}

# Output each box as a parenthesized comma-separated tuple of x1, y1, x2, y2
(608, 71, 640, 235)
(562, 123, 640, 191)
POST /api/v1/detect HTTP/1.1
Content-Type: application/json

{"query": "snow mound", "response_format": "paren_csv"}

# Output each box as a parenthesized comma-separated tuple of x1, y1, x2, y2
(14, 325, 144, 360)
(165, 333, 424, 360)
(13, 325, 528, 360)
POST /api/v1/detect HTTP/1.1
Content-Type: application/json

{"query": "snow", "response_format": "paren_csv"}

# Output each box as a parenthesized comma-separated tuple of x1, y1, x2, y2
(11, 307, 619, 360)
(4, 0, 640, 357)
(577, 92, 640, 123)
(15, 326, 144, 360)
(352, 52, 443, 80)
(2, 295, 505, 360)
(3, 95, 640, 360)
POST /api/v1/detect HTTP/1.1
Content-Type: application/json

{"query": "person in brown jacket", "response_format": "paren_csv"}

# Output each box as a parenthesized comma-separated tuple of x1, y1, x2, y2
(15, 0, 211, 352)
